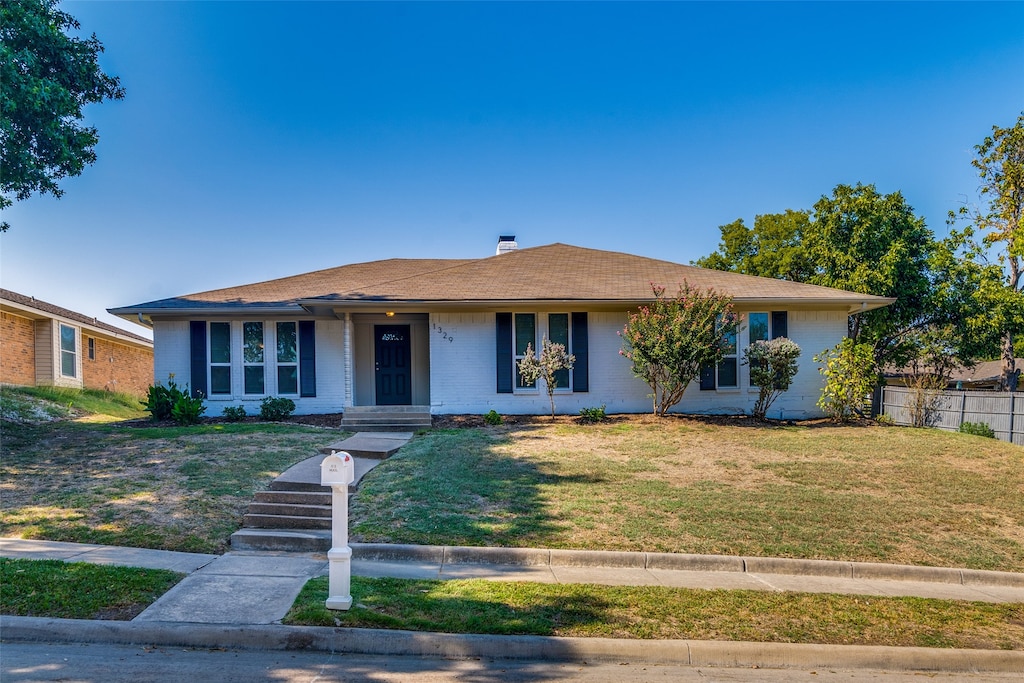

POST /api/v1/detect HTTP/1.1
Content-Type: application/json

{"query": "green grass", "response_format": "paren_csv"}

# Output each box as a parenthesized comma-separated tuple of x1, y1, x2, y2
(350, 418, 1024, 572)
(0, 558, 182, 620)
(0, 385, 146, 421)
(285, 575, 1024, 649)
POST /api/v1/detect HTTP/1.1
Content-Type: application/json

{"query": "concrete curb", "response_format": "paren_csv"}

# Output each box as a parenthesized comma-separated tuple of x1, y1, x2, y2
(350, 543, 1024, 588)
(2, 616, 1021, 673)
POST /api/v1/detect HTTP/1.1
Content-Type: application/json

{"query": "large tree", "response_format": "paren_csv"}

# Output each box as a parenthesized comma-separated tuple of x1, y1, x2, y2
(695, 209, 813, 281)
(964, 113, 1024, 390)
(697, 184, 984, 375)
(0, 0, 124, 231)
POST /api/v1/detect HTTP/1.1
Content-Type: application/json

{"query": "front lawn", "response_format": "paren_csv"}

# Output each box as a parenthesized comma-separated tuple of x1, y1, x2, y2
(350, 417, 1024, 572)
(0, 420, 339, 553)
(0, 558, 182, 620)
(285, 575, 1024, 649)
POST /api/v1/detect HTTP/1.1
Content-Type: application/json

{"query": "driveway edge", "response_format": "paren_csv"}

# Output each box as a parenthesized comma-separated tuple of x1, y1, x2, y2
(2, 616, 1021, 673)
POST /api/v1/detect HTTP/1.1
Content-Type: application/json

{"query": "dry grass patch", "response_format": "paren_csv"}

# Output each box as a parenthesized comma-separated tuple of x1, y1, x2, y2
(351, 416, 1024, 571)
(0, 420, 342, 553)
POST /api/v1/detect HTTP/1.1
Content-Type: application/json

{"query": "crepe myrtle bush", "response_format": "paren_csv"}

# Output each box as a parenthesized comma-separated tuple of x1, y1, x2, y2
(743, 337, 801, 420)
(518, 337, 575, 418)
(620, 283, 738, 416)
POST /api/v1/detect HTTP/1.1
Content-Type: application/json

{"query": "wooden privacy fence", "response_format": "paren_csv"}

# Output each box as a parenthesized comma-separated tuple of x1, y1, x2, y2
(881, 386, 1024, 445)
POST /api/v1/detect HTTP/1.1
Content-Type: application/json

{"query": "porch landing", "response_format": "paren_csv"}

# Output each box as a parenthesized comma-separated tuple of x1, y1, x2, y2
(339, 405, 431, 431)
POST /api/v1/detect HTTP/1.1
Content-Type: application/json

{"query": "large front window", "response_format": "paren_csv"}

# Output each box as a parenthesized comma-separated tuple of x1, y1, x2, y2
(717, 326, 738, 388)
(243, 322, 265, 395)
(548, 313, 570, 389)
(59, 324, 76, 378)
(514, 313, 536, 389)
(276, 322, 298, 394)
(209, 322, 232, 395)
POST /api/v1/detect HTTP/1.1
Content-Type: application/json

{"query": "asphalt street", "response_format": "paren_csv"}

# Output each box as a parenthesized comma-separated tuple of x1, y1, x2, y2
(4, 641, 1022, 683)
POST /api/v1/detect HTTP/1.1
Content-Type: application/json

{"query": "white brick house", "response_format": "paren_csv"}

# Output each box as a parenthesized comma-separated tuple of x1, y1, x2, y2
(110, 241, 892, 419)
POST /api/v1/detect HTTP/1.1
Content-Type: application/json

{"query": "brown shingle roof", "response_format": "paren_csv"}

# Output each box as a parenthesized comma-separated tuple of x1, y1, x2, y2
(110, 243, 893, 314)
(1, 289, 153, 346)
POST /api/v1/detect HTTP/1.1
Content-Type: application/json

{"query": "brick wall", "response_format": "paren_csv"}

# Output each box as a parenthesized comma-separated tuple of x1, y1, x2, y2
(82, 335, 154, 397)
(0, 311, 36, 386)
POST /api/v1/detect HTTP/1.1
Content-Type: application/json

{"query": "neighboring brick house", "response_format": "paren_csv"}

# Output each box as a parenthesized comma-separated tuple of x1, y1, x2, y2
(1, 289, 154, 397)
(110, 240, 893, 419)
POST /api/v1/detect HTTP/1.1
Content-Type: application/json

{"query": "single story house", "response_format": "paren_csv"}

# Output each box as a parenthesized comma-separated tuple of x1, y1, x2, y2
(886, 359, 1024, 391)
(110, 240, 893, 420)
(2, 288, 154, 396)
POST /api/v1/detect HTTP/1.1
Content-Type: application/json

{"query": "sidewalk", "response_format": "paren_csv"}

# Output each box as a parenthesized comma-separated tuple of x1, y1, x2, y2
(2, 537, 1023, 674)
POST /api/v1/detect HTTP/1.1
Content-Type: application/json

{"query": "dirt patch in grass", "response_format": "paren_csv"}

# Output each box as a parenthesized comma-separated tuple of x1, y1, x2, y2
(352, 415, 1024, 572)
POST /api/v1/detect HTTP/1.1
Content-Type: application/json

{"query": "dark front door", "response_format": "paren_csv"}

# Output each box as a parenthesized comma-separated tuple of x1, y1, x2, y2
(374, 325, 412, 405)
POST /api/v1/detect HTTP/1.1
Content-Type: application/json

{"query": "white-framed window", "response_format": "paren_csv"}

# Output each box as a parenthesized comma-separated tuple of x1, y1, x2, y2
(209, 322, 232, 395)
(547, 313, 571, 390)
(716, 325, 738, 388)
(243, 322, 265, 395)
(59, 324, 77, 378)
(514, 313, 536, 389)
(276, 321, 299, 395)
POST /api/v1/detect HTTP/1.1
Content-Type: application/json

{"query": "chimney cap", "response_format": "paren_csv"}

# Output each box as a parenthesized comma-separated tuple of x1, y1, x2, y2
(498, 235, 516, 242)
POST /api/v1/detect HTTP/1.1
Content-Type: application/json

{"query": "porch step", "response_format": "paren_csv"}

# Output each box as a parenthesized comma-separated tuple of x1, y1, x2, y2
(230, 528, 331, 552)
(340, 406, 432, 431)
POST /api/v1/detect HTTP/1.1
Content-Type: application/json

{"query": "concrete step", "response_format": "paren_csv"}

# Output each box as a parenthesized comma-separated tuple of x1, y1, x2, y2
(230, 528, 331, 552)
(268, 480, 332, 493)
(344, 405, 431, 414)
(243, 513, 332, 530)
(253, 490, 332, 506)
(246, 502, 332, 518)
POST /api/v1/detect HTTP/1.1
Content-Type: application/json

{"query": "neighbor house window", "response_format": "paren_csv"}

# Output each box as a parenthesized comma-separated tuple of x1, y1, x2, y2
(243, 322, 265, 394)
(548, 313, 571, 390)
(87, 337, 95, 360)
(514, 313, 536, 389)
(209, 322, 232, 395)
(276, 322, 298, 394)
(59, 324, 76, 378)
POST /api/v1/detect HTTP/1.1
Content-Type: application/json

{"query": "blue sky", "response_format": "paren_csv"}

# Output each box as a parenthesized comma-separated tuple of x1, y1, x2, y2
(2, 1, 1022, 338)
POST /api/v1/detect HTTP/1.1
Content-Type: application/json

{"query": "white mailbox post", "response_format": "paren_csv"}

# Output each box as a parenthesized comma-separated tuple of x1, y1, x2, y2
(320, 451, 355, 610)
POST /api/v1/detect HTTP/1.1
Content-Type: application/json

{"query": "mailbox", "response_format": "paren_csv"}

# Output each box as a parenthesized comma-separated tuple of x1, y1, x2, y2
(321, 451, 355, 486)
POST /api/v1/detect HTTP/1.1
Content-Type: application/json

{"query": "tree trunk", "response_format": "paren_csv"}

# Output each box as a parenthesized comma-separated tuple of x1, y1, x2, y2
(1001, 330, 1017, 391)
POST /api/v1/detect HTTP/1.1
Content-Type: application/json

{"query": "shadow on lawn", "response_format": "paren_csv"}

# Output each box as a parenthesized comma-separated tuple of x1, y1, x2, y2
(349, 428, 577, 548)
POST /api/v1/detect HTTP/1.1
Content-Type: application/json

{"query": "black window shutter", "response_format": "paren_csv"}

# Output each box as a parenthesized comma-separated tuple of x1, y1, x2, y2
(771, 311, 789, 339)
(571, 312, 589, 392)
(699, 364, 716, 390)
(496, 313, 513, 393)
(299, 320, 317, 397)
(189, 321, 207, 398)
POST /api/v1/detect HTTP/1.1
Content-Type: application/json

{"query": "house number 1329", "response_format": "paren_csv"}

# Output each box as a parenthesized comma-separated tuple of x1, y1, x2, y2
(431, 323, 455, 342)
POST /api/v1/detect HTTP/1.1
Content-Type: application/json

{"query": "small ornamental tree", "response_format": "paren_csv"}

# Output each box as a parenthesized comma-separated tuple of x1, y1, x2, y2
(620, 283, 738, 416)
(743, 338, 801, 420)
(814, 338, 876, 422)
(518, 337, 575, 418)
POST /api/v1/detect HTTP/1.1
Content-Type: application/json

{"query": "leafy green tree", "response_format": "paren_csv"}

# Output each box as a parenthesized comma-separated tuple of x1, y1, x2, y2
(743, 338, 801, 420)
(1, 0, 124, 231)
(958, 113, 1024, 389)
(814, 338, 875, 422)
(695, 210, 813, 281)
(697, 183, 987, 376)
(620, 283, 738, 416)
(517, 338, 575, 418)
